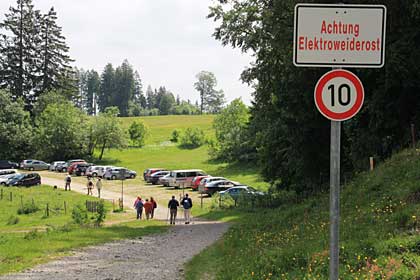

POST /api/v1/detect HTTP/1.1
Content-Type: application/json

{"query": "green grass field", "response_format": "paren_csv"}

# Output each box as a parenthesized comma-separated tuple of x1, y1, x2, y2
(0, 185, 166, 275)
(99, 115, 268, 190)
(185, 149, 420, 279)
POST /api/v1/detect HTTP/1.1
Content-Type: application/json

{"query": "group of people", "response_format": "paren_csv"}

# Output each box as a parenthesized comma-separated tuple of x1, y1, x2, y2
(64, 175, 102, 198)
(133, 196, 158, 220)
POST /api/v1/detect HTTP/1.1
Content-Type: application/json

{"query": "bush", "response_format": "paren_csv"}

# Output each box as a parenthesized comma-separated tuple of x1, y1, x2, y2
(180, 127, 205, 148)
(128, 121, 149, 147)
(17, 202, 39, 215)
(6, 215, 19, 225)
(94, 201, 106, 227)
(171, 129, 181, 142)
(71, 204, 88, 225)
(23, 229, 40, 240)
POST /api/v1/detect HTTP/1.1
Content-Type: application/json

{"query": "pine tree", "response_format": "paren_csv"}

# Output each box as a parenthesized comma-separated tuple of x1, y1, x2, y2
(114, 60, 134, 117)
(37, 7, 73, 96)
(0, 0, 41, 106)
(86, 70, 100, 115)
(98, 63, 115, 113)
(146, 85, 155, 109)
(133, 70, 146, 108)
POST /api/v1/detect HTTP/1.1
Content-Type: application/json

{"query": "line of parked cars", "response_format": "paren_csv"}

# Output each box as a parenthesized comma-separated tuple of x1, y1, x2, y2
(0, 169, 41, 187)
(143, 168, 265, 198)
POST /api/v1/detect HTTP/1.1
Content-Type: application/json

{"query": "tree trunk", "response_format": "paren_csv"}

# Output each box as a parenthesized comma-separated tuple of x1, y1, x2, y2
(99, 141, 106, 160)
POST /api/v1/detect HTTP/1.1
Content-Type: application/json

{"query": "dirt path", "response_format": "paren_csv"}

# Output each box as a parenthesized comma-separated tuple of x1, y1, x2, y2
(0, 220, 229, 280)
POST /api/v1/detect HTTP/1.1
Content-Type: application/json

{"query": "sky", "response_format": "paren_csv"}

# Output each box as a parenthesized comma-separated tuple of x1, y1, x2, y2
(0, 0, 254, 105)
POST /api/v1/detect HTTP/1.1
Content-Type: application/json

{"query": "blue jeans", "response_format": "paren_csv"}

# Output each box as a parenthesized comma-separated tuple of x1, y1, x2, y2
(136, 207, 143, 219)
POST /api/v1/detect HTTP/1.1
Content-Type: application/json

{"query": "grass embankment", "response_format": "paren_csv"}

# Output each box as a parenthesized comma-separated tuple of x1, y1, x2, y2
(186, 149, 420, 279)
(0, 185, 166, 275)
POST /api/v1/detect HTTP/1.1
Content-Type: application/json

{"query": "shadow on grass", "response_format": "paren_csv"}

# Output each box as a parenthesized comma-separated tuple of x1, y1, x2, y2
(209, 161, 263, 179)
(94, 158, 122, 166)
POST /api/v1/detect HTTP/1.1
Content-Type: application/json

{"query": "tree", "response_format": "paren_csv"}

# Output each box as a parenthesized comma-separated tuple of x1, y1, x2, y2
(0, 90, 34, 160)
(209, 0, 420, 193)
(194, 71, 224, 114)
(0, 0, 41, 107)
(212, 98, 251, 161)
(128, 121, 148, 147)
(180, 127, 205, 149)
(98, 63, 115, 113)
(34, 101, 89, 161)
(92, 107, 127, 160)
(37, 7, 73, 95)
(86, 70, 100, 115)
(114, 60, 135, 117)
(133, 70, 146, 108)
(146, 85, 155, 109)
(159, 90, 175, 115)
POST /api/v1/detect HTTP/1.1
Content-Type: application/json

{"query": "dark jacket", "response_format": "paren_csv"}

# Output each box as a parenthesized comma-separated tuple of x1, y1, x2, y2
(168, 199, 179, 209)
(181, 197, 193, 209)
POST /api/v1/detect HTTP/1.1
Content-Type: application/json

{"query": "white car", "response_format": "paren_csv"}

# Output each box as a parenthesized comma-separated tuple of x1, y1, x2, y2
(86, 166, 114, 177)
(199, 177, 226, 188)
(0, 173, 21, 185)
(49, 161, 65, 171)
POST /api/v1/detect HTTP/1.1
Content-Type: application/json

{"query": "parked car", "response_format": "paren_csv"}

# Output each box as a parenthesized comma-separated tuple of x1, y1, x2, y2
(6, 173, 41, 187)
(68, 161, 90, 175)
(199, 177, 226, 189)
(19, 159, 35, 169)
(86, 166, 114, 177)
(49, 161, 65, 171)
(143, 168, 166, 181)
(158, 174, 171, 187)
(200, 180, 240, 196)
(0, 160, 19, 169)
(191, 175, 210, 190)
(22, 160, 50, 171)
(103, 167, 137, 180)
(168, 169, 207, 188)
(74, 163, 94, 176)
(0, 173, 21, 185)
(0, 169, 17, 176)
(57, 160, 86, 173)
(148, 171, 170, 184)
(219, 185, 265, 199)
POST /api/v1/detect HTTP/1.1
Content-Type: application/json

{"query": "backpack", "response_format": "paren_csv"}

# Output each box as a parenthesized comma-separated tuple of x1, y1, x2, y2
(136, 200, 144, 208)
(183, 199, 191, 209)
(66, 176, 71, 183)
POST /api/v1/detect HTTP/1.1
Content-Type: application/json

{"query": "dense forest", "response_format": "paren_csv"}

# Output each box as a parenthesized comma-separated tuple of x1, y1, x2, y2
(209, 0, 420, 193)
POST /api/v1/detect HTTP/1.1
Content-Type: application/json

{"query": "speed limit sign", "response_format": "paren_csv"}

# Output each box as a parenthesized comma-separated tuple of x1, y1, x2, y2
(314, 69, 364, 121)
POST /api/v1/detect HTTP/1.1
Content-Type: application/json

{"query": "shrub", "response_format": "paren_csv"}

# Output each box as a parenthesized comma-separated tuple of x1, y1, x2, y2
(71, 204, 88, 225)
(17, 202, 39, 215)
(180, 127, 205, 148)
(94, 201, 106, 227)
(6, 215, 19, 225)
(128, 121, 149, 147)
(24, 229, 40, 240)
(170, 129, 181, 143)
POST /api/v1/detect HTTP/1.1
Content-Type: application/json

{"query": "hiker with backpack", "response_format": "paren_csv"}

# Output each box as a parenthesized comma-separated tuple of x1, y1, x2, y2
(65, 175, 71, 191)
(181, 193, 193, 224)
(167, 195, 179, 225)
(134, 196, 144, 220)
(150, 197, 157, 219)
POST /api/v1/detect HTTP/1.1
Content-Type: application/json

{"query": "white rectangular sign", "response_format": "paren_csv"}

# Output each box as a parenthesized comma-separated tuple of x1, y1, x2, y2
(293, 4, 386, 68)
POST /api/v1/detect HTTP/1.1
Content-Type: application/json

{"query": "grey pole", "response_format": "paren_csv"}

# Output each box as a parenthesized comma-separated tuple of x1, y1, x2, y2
(330, 120, 341, 280)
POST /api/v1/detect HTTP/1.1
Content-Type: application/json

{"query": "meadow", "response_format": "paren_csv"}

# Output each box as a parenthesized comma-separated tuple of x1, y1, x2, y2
(0, 185, 166, 275)
(185, 149, 420, 279)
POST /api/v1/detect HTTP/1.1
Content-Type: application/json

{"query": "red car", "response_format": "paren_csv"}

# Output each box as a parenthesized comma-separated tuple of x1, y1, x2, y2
(68, 161, 86, 175)
(191, 175, 210, 190)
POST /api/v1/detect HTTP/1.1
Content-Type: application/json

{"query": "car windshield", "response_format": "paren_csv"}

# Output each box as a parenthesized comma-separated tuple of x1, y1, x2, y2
(12, 174, 25, 180)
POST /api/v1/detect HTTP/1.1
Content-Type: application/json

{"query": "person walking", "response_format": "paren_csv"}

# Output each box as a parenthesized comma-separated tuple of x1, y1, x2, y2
(134, 196, 144, 220)
(167, 195, 179, 225)
(65, 175, 71, 191)
(150, 197, 157, 219)
(87, 178, 94, 196)
(144, 199, 153, 220)
(96, 178, 102, 198)
(181, 193, 193, 224)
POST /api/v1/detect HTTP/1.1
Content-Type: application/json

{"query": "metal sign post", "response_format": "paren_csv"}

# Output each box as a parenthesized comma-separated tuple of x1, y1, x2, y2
(330, 120, 340, 280)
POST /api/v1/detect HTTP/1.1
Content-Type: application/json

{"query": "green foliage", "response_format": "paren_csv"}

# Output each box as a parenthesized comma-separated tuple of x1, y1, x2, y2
(17, 202, 39, 215)
(23, 229, 40, 240)
(94, 201, 106, 227)
(128, 121, 149, 147)
(6, 215, 19, 225)
(194, 71, 225, 114)
(34, 101, 89, 161)
(180, 127, 206, 149)
(0, 91, 34, 161)
(170, 129, 181, 142)
(212, 99, 253, 161)
(71, 204, 88, 226)
(209, 0, 420, 194)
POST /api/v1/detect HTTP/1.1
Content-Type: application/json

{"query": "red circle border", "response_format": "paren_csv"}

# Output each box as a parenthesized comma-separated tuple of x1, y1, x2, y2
(314, 69, 364, 121)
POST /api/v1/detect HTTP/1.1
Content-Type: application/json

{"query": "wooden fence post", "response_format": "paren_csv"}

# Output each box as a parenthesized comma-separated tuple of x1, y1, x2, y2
(64, 201, 67, 215)
(9, 192, 12, 201)
(46, 203, 49, 217)
(1, 188, 3, 200)
(369, 157, 375, 171)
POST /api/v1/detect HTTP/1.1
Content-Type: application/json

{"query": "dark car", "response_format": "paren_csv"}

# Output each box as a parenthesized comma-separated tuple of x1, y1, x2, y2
(74, 163, 94, 176)
(6, 173, 41, 187)
(0, 160, 19, 170)
(143, 168, 166, 181)
(219, 185, 265, 199)
(149, 171, 170, 184)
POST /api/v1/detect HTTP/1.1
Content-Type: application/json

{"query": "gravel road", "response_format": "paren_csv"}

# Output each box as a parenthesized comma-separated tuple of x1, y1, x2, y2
(0, 220, 229, 280)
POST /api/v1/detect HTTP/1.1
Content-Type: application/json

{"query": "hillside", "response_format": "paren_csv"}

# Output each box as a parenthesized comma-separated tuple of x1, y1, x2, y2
(186, 149, 420, 279)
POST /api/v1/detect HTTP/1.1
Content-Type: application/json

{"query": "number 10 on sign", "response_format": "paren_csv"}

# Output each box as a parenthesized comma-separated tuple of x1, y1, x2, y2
(314, 69, 364, 122)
